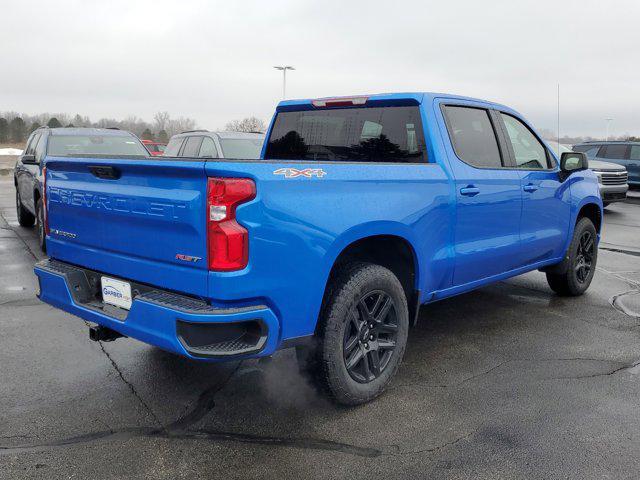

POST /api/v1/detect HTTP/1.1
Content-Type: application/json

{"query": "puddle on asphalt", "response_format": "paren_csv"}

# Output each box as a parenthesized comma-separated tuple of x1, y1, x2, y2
(610, 290, 640, 318)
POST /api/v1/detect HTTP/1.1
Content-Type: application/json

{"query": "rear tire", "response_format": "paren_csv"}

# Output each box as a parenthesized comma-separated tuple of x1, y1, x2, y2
(16, 189, 35, 227)
(603, 202, 610, 208)
(302, 262, 409, 405)
(546, 217, 597, 296)
(35, 198, 46, 253)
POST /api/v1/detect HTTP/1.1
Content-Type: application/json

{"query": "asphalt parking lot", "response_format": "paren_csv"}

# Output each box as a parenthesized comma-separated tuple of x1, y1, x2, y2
(1, 173, 640, 480)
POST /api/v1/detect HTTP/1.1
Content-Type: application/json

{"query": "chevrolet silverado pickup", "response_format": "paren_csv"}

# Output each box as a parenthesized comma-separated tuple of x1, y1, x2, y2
(34, 93, 602, 405)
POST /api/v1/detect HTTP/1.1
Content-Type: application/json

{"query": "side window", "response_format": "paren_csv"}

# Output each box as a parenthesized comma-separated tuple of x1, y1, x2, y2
(443, 106, 503, 168)
(34, 135, 46, 162)
(629, 145, 640, 160)
(164, 137, 184, 156)
(199, 137, 218, 158)
(500, 113, 549, 169)
(181, 136, 202, 157)
(584, 146, 601, 159)
(601, 144, 628, 160)
(24, 133, 40, 156)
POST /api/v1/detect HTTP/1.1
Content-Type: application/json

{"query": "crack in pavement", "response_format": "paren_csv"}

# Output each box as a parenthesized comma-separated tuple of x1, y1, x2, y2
(384, 428, 479, 456)
(94, 339, 167, 432)
(0, 361, 382, 458)
(0, 427, 382, 458)
(600, 247, 640, 258)
(393, 357, 638, 390)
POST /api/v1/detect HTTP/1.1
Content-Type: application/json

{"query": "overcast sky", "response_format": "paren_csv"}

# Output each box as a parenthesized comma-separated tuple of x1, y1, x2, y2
(2, 0, 639, 137)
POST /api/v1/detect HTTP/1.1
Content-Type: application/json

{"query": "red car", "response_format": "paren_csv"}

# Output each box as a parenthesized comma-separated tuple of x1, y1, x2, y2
(141, 139, 166, 156)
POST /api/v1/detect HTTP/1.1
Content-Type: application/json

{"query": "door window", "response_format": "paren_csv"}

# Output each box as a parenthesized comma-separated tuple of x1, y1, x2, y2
(34, 135, 46, 162)
(180, 136, 203, 157)
(443, 106, 503, 168)
(24, 133, 40, 156)
(198, 137, 218, 158)
(601, 144, 628, 159)
(629, 145, 640, 160)
(583, 146, 601, 158)
(500, 114, 549, 169)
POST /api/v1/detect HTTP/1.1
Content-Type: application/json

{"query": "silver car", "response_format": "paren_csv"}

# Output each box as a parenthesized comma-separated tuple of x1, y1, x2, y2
(164, 131, 265, 159)
(547, 141, 628, 207)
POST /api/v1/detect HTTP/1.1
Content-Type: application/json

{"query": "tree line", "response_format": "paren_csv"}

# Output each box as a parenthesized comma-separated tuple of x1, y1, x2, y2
(0, 111, 267, 145)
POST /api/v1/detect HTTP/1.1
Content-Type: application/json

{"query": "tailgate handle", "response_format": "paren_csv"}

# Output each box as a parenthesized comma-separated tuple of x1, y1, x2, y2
(89, 165, 121, 180)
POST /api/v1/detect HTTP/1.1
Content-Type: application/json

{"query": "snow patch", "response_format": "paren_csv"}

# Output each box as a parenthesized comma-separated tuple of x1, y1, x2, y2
(0, 148, 23, 156)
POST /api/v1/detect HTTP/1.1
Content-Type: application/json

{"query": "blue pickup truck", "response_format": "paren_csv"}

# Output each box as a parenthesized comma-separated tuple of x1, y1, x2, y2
(34, 93, 602, 405)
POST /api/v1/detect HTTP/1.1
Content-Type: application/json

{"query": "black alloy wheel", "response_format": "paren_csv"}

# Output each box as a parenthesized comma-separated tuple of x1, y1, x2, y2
(343, 290, 398, 383)
(575, 230, 594, 284)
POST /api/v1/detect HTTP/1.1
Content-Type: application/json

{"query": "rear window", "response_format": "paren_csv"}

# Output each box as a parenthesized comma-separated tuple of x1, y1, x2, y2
(47, 135, 148, 156)
(264, 106, 426, 162)
(219, 138, 264, 159)
(602, 144, 628, 159)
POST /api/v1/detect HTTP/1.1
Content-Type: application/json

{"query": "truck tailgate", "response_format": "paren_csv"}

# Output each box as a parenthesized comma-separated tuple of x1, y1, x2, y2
(45, 157, 209, 297)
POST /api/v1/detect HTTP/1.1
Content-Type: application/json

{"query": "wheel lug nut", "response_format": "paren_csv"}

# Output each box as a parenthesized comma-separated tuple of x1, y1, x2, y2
(364, 343, 369, 349)
(369, 334, 374, 340)
(369, 324, 374, 328)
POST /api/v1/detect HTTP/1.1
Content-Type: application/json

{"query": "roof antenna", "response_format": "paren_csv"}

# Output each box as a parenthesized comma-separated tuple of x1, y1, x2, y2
(557, 83, 560, 159)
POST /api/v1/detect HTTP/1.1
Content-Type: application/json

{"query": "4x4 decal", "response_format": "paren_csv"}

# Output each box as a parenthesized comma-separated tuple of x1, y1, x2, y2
(273, 168, 326, 178)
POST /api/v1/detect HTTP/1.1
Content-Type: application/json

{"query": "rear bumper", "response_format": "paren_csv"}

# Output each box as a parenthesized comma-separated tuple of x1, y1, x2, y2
(34, 259, 280, 360)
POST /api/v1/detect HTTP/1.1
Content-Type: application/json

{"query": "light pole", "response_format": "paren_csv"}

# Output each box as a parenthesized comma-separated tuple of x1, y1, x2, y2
(605, 118, 613, 141)
(273, 66, 295, 100)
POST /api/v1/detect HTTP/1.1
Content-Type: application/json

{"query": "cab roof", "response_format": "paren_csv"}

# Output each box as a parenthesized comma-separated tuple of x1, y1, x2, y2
(277, 92, 512, 112)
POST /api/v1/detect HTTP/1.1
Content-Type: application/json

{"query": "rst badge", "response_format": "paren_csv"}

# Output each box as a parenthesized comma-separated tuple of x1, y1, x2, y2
(176, 254, 202, 263)
(273, 168, 326, 179)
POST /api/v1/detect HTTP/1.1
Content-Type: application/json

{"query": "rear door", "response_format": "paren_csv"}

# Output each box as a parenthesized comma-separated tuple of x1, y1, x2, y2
(45, 157, 210, 296)
(497, 112, 570, 266)
(627, 145, 640, 184)
(440, 103, 523, 286)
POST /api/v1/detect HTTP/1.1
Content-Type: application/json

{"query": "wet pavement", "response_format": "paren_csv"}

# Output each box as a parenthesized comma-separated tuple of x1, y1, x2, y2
(1, 174, 640, 479)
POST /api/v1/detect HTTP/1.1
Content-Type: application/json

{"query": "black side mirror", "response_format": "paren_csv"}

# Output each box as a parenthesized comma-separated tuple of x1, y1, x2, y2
(560, 151, 588, 172)
(21, 154, 37, 165)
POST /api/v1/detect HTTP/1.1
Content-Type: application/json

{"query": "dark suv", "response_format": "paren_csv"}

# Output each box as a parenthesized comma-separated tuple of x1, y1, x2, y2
(14, 127, 149, 252)
(574, 141, 640, 186)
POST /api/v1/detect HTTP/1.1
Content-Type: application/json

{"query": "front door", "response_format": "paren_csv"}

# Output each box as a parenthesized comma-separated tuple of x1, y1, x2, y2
(498, 113, 570, 266)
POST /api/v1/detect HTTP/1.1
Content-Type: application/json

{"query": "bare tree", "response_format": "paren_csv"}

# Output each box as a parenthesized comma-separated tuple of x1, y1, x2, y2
(153, 111, 170, 132)
(224, 116, 266, 133)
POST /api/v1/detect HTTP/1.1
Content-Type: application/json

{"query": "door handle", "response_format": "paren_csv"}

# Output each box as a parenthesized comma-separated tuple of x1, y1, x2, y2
(523, 184, 538, 193)
(460, 186, 480, 197)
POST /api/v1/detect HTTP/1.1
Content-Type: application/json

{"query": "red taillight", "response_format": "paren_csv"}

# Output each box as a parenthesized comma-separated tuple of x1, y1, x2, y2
(42, 166, 50, 235)
(207, 177, 255, 271)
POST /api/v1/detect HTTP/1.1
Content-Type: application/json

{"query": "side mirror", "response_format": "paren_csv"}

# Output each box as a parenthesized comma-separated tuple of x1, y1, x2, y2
(21, 154, 37, 165)
(560, 151, 588, 173)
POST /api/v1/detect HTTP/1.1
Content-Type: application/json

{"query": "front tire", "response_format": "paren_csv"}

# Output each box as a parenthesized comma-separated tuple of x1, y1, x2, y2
(16, 189, 35, 227)
(305, 262, 409, 405)
(546, 217, 597, 296)
(35, 198, 46, 253)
